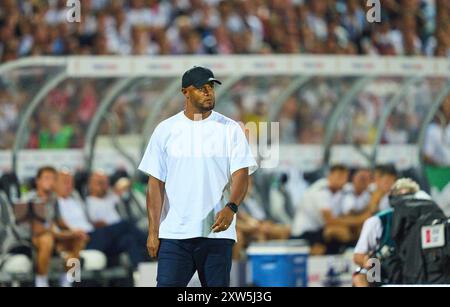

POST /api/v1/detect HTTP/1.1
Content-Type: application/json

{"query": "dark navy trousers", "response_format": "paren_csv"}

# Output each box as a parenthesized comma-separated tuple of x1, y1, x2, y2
(157, 238, 234, 287)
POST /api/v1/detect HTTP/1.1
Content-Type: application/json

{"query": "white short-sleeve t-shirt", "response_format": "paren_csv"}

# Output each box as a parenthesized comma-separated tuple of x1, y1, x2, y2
(57, 197, 94, 233)
(424, 122, 450, 166)
(291, 179, 337, 236)
(86, 194, 122, 226)
(354, 215, 383, 255)
(138, 111, 258, 241)
(334, 184, 371, 216)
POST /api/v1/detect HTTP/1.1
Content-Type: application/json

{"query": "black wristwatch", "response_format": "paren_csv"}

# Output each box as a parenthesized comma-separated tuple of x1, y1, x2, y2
(226, 202, 239, 214)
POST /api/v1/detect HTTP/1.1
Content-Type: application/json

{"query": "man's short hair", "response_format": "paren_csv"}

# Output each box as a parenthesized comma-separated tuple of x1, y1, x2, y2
(375, 164, 397, 178)
(390, 178, 420, 197)
(329, 164, 349, 173)
(36, 166, 57, 179)
(349, 167, 371, 181)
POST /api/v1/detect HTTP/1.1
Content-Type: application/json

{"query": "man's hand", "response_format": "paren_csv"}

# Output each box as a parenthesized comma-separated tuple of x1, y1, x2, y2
(212, 207, 235, 233)
(147, 232, 160, 259)
(93, 221, 108, 229)
(367, 190, 385, 213)
(363, 255, 373, 270)
(74, 230, 90, 242)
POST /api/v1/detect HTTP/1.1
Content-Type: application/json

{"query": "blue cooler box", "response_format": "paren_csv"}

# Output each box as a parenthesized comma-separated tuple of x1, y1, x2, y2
(247, 242, 309, 287)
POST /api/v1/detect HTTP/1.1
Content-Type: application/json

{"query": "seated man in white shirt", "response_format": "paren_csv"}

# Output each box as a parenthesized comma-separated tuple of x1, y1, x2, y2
(55, 170, 146, 271)
(86, 170, 127, 228)
(291, 165, 350, 255)
(24, 166, 87, 287)
(86, 171, 147, 254)
(337, 168, 373, 216)
(322, 168, 372, 246)
(321, 165, 397, 251)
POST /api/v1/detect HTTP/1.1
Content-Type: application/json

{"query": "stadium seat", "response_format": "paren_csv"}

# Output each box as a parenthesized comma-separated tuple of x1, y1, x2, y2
(1, 254, 32, 276)
(80, 250, 107, 272)
(0, 193, 33, 285)
(0, 173, 21, 205)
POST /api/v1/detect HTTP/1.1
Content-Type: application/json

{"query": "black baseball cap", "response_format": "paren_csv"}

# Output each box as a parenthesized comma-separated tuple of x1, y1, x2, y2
(182, 66, 222, 89)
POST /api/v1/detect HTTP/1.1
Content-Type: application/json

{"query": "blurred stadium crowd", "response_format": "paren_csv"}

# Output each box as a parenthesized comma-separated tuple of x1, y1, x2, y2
(1, 0, 450, 151)
(1, 73, 449, 156)
(0, 0, 449, 60)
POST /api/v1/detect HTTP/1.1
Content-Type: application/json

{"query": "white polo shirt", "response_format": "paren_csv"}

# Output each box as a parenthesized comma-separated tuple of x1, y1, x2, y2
(138, 111, 258, 241)
(57, 196, 94, 233)
(354, 215, 384, 255)
(291, 179, 343, 236)
(86, 193, 122, 226)
(333, 183, 371, 216)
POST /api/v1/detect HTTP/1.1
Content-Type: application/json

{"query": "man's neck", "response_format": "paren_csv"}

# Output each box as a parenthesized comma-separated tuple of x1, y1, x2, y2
(184, 108, 212, 121)
(329, 187, 339, 194)
(57, 193, 71, 199)
(327, 178, 338, 194)
(354, 189, 365, 197)
(37, 189, 50, 201)
(91, 193, 106, 199)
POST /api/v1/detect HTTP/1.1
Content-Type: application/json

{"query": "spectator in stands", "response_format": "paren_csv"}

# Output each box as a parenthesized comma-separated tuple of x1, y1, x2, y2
(77, 82, 98, 127)
(0, 0, 449, 152)
(55, 170, 147, 272)
(291, 165, 350, 255)
(0, 0, 446, 62)
(0, 87, 18, 149)
(423, 93, 450, 166)
(38, 114, 74, 149)
(25, 166, 87, 287)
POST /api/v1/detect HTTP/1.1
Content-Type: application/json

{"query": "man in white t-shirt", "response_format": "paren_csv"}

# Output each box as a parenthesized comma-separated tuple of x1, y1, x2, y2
(320, 168, 372, 250)
(335, 169, 372, 217)
(56, 171, 147, 272)
(86, 171, 123, 227)
(290, 165, 350, 255)
(424, 93, 450, 166)
(86, 171, 148, 254)
(138, 66, 257, 287)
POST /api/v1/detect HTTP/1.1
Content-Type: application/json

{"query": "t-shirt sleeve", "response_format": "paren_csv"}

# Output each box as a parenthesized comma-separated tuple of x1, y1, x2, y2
(138, 125, 167, 182)
(229, 123, 258, 175)
(354, 216, 382, 255)
(86, 198, 98, 222)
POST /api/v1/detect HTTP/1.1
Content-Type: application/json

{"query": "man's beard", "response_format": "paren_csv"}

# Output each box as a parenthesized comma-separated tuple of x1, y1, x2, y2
(98, 190, 107, 198)
(193, 99, 215, 113)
